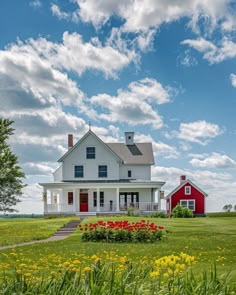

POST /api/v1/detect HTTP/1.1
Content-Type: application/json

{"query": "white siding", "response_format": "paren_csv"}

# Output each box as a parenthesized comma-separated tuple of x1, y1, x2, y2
(119, 165, 151, 180)
(53, 165, 62, 182)
(62, 133, 120, 181)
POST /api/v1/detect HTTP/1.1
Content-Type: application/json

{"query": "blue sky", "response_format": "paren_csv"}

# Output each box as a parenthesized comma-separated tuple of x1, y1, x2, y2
(1, 0, 236, 213)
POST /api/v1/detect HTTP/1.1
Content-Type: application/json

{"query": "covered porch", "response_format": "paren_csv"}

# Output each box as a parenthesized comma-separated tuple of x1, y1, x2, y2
(40, 181, 165, 216)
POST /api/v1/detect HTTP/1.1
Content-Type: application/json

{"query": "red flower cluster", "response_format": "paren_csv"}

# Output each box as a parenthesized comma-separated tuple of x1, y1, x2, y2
(79, 220, 164, 232)
(79, 220, 165, 243)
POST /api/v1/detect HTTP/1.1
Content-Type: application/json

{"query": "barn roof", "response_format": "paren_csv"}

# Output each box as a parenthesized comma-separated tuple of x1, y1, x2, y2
(165, 179, 208, 199)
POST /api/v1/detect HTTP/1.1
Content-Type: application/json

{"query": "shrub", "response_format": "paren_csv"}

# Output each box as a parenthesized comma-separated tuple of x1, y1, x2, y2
(149, 211, 167, 218)
(171, 205, 193, 218)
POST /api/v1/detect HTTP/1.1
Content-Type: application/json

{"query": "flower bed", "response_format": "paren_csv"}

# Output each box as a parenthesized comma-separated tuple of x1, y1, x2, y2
(79, 220, 165, 242)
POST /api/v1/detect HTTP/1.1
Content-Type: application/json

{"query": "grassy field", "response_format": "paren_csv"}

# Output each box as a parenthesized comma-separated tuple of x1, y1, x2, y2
(0, 216, 235, 281)
(0, 217, 79, 246)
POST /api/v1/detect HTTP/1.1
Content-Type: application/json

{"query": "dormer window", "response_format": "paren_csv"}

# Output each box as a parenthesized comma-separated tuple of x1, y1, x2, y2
(86, 147, 95, 159)
(185, 186, 191, 195)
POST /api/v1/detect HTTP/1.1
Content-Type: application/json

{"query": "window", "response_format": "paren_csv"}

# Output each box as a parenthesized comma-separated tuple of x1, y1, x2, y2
(98, 165, 107, 177)
(185, 186, 191, 195)
(68, 192, 73, 204)
(93, 191, 104, 207)
(128, 170, 132, 178)
(180, 200, 195, 211)
(86, 147, 95, 159)
(74, 165, 83, 178)
(119, 192, 139, 210)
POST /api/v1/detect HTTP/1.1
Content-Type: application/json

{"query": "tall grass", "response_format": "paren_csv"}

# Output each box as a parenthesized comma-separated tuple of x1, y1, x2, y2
(0, 261, 235, 295)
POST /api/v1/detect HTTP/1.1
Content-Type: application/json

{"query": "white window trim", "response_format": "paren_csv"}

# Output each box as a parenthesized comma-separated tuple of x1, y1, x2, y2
(185, 186, 191, 195)
(180, 199, 195, 211)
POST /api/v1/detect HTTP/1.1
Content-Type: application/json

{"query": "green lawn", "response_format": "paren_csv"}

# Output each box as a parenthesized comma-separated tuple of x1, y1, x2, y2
(0, 217, 79, 246)
(0, 216, 235, 280)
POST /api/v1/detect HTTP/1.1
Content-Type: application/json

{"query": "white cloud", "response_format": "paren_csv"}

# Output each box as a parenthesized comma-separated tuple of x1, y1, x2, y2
(30, 0, 41, 8)
(182, 37, 236, 64)
(76, 0, 234, 34)
(135, 133, 180, 159)
(152, 165, 236, 212)
(51, 4, 70, 20)
(0, 42, 85, 110)
(22, 163, 55, 176)
(190, 152, 236, 168)
(178, 50, 198, 67)
(91, 78, 173, 128)
(230, 73, 236, 87)
(15, 184, 43, 214)
(167, 120, 223, 145)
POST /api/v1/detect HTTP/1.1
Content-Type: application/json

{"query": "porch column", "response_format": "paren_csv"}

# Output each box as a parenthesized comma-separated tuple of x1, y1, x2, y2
(116, 187, 120, 212)
(73, 188, 76, 213)
(96, 188, 100, 212)
(157, 189, 161, 211)
(43, 188, 47, 213)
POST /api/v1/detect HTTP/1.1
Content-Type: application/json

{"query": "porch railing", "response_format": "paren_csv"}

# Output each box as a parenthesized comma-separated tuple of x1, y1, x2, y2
(44, 202, 159, 214)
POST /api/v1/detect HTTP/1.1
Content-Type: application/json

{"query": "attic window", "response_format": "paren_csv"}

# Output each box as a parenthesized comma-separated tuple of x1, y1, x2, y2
(86, 147, 95, 159)
(185, 186, 191, 195)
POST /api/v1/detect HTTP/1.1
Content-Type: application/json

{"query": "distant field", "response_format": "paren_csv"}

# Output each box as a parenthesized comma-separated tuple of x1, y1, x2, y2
(0, 216, 235, 281)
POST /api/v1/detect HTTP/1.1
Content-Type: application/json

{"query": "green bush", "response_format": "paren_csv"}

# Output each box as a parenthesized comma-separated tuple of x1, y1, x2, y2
(149, 211, 167, 218)
(171, 205, 193, 218)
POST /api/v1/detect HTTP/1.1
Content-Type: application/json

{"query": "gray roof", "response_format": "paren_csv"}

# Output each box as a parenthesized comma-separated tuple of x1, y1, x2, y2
(106, 143, 154, 165)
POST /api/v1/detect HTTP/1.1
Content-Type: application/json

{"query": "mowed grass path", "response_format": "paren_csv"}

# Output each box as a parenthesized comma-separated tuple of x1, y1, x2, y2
(0, 216, 236, 279)
(0, 217, 79, 246)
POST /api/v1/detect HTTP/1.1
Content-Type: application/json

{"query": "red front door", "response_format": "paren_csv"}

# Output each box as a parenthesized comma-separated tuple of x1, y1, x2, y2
(80, 193, 88, 212)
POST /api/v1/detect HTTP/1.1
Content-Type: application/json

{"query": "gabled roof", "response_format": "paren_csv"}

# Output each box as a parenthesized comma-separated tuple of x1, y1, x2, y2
(165, 179, 208, 199)
(58, 130, 123, 163)
(107, 143, 154, 165)
(58, 130, 155, 165)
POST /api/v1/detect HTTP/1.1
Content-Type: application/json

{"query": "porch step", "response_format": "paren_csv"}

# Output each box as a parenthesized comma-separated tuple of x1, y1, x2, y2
(76, 212, 97, 217)
(53, 220, 81, 237)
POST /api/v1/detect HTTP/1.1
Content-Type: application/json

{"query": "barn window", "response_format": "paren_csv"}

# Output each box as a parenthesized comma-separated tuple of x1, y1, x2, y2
(180, 200, 195, 211)
(185, 186, 191, 195)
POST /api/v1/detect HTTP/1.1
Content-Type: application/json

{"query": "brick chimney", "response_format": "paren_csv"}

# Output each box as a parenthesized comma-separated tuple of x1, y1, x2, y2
(68, 134, 73, 149)
(180, 175, 186, 184)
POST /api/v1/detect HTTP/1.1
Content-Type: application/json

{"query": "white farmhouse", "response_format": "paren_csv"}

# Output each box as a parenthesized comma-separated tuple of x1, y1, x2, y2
(39, 129, 165, 215)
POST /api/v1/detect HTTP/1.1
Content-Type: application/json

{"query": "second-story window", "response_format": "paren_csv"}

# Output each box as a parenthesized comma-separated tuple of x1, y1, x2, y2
(128, 170, 132, 178)
(86, 147, 95, 159)
(74, 165, 84, 178)
(98, 165, 107, 177)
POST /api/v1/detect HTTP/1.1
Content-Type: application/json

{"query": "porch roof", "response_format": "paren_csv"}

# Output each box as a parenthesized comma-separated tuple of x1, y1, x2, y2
(39, 180, 165, 189)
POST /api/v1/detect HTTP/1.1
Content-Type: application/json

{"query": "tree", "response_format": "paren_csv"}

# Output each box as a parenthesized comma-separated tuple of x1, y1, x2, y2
(234, 205, 236, 211)
(0, 118, 25, 213)
(223, 204, 233, 212)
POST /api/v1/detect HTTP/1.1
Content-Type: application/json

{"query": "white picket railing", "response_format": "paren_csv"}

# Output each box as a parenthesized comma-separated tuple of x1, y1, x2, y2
(44, 202, 159, 214)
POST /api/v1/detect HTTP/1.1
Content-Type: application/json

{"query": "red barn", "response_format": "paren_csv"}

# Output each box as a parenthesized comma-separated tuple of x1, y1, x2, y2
(165, 175, 208, 216)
